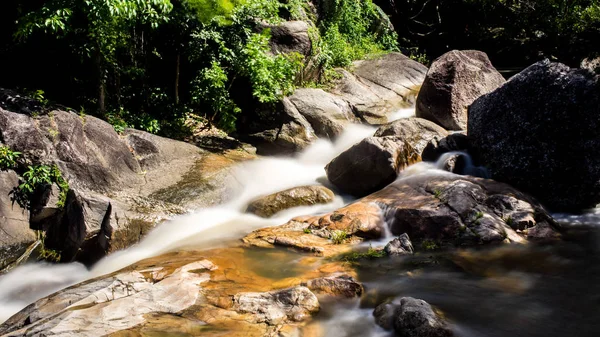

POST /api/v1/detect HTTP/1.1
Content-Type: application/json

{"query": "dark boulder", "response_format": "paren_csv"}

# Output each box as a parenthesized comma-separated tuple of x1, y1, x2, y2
(374, 297, 454, 337)
(325, 137, 419, 197)
(416, 50, 505, 130)
(469, 60, 600, 211)
(384, 233, 414, 256)
(374, 117, 449, 155)
(267, 21, 312, 57)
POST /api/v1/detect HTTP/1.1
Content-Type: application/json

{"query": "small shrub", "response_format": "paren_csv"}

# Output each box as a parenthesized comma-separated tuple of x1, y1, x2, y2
(341, 245, 386, 262)
(433, 189, 443, 199)
(303, 228, 311, 234)
(330, 230, 348, 244)
(421, 239, 439, 251)
(14, 164, 69, 209)
(0, 146, 21, 171)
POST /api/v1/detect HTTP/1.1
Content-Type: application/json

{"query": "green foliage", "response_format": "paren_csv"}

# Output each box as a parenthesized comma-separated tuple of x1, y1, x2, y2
(15, 164, 69, 210)
(341, 245, 386, 262)
(28, 89, 50, 107)
(433, 189, 443, 200)
(420, 239, 439, 251)
(241, 32, 304, 103)
(503, 216, 514, 227)
(0, 146, 21, 171)
(315, 0, 398, 69)
(330, 230, 348, 244)
(36, 230, 61, 262)
(303, 228, 311, 234)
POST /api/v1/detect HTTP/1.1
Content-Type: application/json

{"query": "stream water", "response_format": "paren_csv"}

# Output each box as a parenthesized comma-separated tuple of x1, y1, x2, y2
(1, 107, 599, 336)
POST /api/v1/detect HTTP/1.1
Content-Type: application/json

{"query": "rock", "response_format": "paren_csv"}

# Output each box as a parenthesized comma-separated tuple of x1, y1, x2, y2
(233, 286, 319, 325)
(581, 56, 600, 74)
(304, 275, 363, 298)
(0, 260, 215, 336)
(246, 185, 335, 218)
(353, 53, 427, 103)
(0, 88, 45, 116)
(366, 172, 559, 246)
(288, 88, 356, 139)
(468, 60, 600, 211)
(421, 133, 470, 162)
(267, 21, 312, 57)
(43, 189, 113, 264)
(374, 117, 449, 155)
(384, 233, 414, 256)
(325, 136, 419, 197)
(379, 297, 453, 337)
(243, 98, 317, 155)
(0, 170, 35, 270)
(416, 50, 505, 130)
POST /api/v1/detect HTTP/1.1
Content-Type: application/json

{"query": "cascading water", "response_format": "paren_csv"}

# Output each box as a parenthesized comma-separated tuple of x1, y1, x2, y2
(0, 122, 377, 324)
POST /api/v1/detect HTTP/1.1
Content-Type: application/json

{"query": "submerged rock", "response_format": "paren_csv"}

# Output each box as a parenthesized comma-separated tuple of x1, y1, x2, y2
(374, 297, 453, 337)
(303, 275, 363, 298)
(469, 60, 600, 211)
(416, 50, 505, 130)
(246, 185, 335, 218)
(325, 136, 419, 197)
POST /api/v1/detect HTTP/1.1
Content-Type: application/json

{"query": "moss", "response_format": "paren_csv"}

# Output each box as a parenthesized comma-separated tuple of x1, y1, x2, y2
(341, 246, 385, 262)
(420, 239, 439, 251)
(110, 218, 155, 252)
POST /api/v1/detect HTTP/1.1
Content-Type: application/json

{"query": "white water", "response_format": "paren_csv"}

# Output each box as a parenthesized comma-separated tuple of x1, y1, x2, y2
(0, 123, 377, 324)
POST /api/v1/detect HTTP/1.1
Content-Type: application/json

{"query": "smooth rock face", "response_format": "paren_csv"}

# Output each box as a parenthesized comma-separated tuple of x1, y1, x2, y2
(384, 233, 414, 256)
(246, 185, 335, 218)
(304, 275, 363, 298)
(468, 60, 600, 211)
(374, 117, 449, 155)
(416, 50, 505, 130)
(326, 137, 419, 197)
(289, 88, 356, 139)
(268, 20, 312, 56)
(0, 170, 35, 270)
(233, 286, 319, 325)
(0, 260, 216, 337)
(374, 297, 453, 337)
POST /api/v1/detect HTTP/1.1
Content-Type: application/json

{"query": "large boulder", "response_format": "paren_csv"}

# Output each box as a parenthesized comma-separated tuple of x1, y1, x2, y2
(468, 60, 600, 211)
(325, 137, 420, 197)
(288, 88, 356, 139)
(0, 170, 35, 270)
(242, 98, 318, 155)
(246, 185, 335, 218)
(374, 117, 449, 155)
(267, 21, 312, 57)
(374, 297, 453, 337)
(416, 50, 505, 130)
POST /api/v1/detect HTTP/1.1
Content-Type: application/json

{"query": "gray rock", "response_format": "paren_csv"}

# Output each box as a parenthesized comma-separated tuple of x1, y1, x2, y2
(468, 60, 600, 211)
(421, 133, 470, 162)
(246, 185, 335, 218)
(245, 98, 318, 155)
(0, 170, 35, 270)
(393, 297, 453, 337)
(384, 233, 414, 256)
(374, 117, 449, 155)
(233, 286, 319, 325)
(325, 136, 419, 197)
(289, 88, 356, 139)
(581, 56, 600, 74)
(267, 21, 312, 57)
(416, 50, 505, 130)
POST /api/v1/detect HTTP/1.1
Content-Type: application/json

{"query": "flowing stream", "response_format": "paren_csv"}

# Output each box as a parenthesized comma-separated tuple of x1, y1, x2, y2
(1, 108, 600, 336)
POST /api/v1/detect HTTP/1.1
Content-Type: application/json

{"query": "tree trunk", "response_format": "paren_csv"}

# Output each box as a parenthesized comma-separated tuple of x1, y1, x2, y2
(95, 50, 106, 116)
(175, 52, 180, 105)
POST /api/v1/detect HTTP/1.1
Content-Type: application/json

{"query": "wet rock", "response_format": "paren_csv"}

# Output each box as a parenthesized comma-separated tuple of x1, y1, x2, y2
(304, 275, 363, 298)
(468, 60, 600, 211)
(366, 173, 559, 246)
(267, 21, 312, 57)
(305, 200, 385, 239)
(581, 56, 600, 74)
(384, 233, 414, 256)
(416, 50, 505, 130)
(233, 286, 319, 325)
(325, 136, 419, 197)
(374, 117, 449, 155)
(421, 133, 470, 162)
(0, 170, 35, 270)
(375, 297, 453, 337)
(246, 185, 335, 218)
(0, 260, 216, 336)
(289, 88, 356, 139)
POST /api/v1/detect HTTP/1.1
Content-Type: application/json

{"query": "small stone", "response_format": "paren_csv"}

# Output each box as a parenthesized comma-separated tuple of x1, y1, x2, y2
(384, 233, 414, 256)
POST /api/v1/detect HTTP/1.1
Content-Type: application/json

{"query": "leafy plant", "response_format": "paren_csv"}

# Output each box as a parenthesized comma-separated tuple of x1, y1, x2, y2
(421, 239, 439, 251)
(14, 164, 69, 210)
(0, 146, 21, 171)
(341, 245, 386, 262)
(330, 230, 348, 244)
(36, 230, 61, 262)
